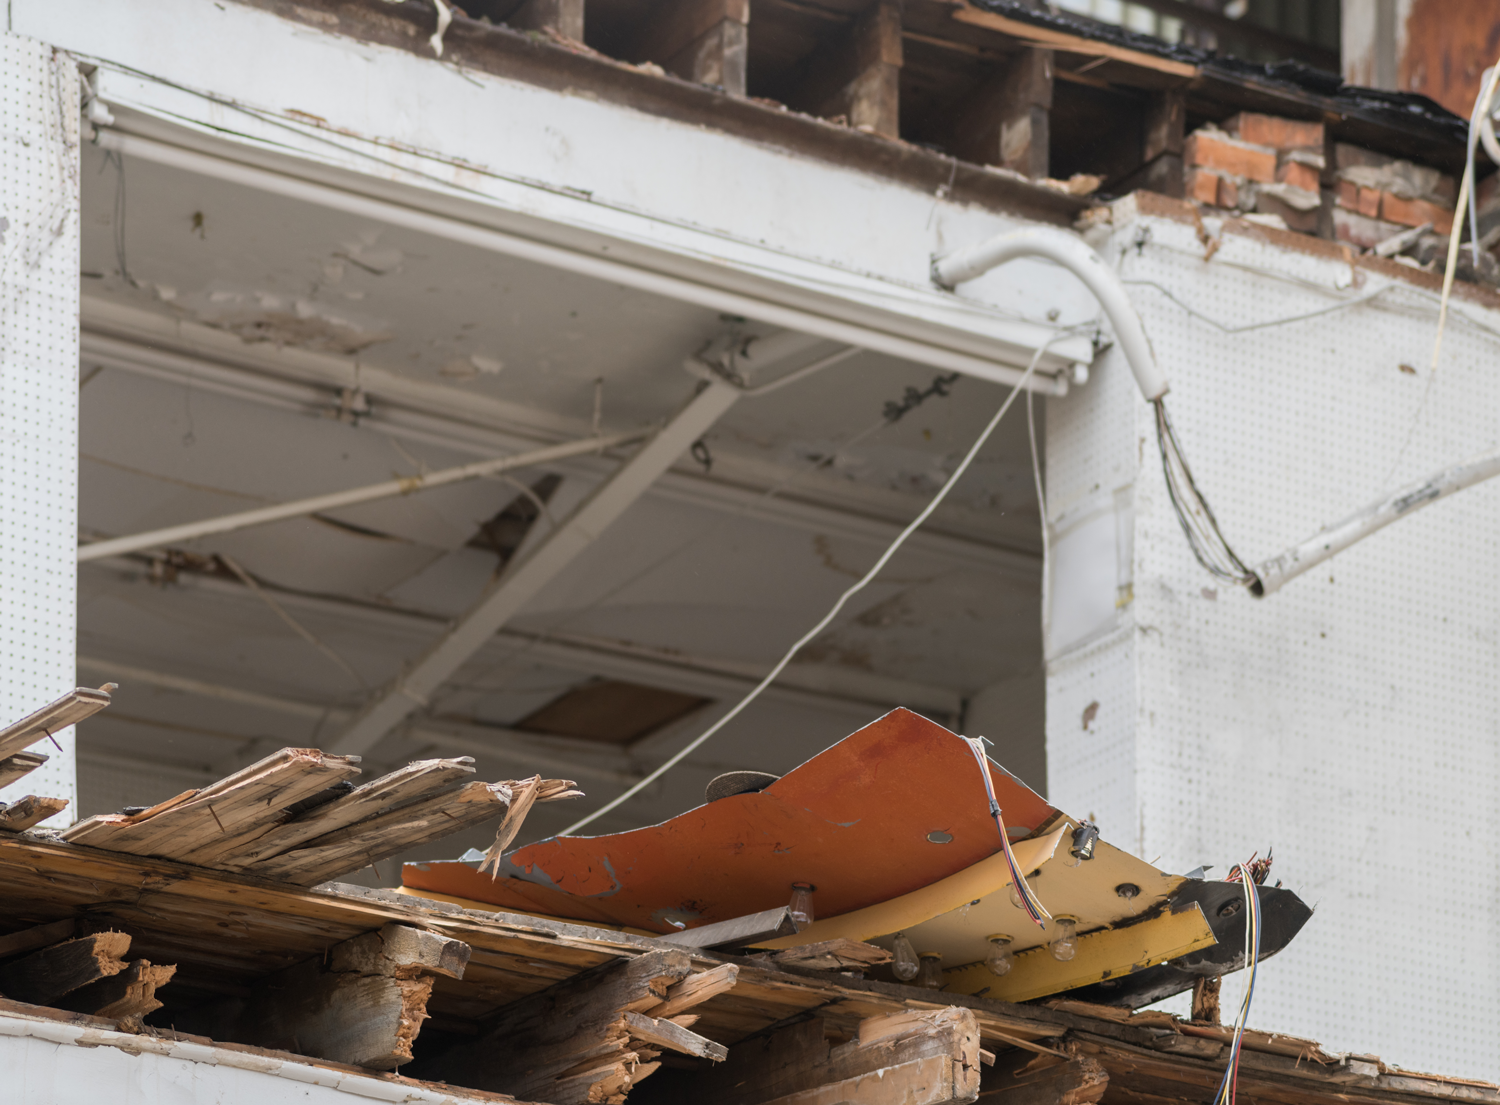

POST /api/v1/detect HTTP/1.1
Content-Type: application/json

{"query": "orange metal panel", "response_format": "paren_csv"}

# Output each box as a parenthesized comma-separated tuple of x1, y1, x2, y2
(403, 708, 1059, 934)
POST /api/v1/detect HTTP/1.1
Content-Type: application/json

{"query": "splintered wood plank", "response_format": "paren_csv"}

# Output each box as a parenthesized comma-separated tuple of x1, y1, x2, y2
(59, 959, 177, 1021)
(413, 950, 697, 1104)
(215, 757, 477, 871)
(977, 1050, 1109, 1105)
(641, 962, 739, 1018)
(0, 917, 75, 959)
(0, 931, 132, 1005)
(0, 795, 69, 831)
(771, 938, 892, 972)
(624, 1010, 728, 1060)
(0, 751, 48, 790)
(250, 778, 586, 887)
(63, 748, 362, 863)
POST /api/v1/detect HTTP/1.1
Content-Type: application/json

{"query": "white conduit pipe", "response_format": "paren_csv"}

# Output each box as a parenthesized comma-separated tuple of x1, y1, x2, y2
(1251, 445, 1500, 596)
(76, 429, 646, 563)
(932, 227, 1170, 402)
(93, 130, 1073, 397)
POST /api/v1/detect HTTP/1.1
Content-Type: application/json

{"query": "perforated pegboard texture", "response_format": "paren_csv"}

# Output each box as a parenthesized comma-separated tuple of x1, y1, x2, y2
(0, 35, 80, 819)
(1047, 210, 1500, 1079)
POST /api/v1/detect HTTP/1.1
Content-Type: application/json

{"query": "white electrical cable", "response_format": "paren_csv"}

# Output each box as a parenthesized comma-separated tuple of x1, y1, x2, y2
(556, 337, 1058, 837)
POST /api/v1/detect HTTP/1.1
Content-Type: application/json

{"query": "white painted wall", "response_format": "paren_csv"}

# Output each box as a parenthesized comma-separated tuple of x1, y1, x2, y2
(0, 33, 80, 819)
(0, 1008, 498, 1104)
(1046, 203, 1500, 1080)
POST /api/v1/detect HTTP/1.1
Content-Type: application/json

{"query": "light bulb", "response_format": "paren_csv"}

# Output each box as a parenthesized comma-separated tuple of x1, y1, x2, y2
(1050, 917, 1078, 962)
(891, 932, 919, 980)
(985, 935, 1014, 977)
(916, 952, 944, 990)
(788, 882, 815, 927)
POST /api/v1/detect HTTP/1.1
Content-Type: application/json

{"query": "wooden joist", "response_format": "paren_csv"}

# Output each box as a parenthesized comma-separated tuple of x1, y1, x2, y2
(177, 922, 469, 1069)
(626, 0, 749, 96)
(329, 922, 471, 980)
(0, 931, 132, 1006)
(416, 950, 735, 1104)
(0, 917, 75, 959)
(659, 1006, 985, 1105)
(0, 795, 69, 831)
(949, 47, 1054, 179)
(795, 0, 903, 138)
(0, 750, 48, 791)
(59, 959, 177, 1022)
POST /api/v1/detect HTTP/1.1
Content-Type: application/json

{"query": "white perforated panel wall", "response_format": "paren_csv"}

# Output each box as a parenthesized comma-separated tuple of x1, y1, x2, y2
(0, 35, 81, 819)
(1047, 206, 1500, 1079)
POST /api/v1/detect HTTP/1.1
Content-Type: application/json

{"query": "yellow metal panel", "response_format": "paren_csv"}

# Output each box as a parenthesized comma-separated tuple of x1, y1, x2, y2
(942, 903, 1218, 1002)
(752, 824, 1069, 950)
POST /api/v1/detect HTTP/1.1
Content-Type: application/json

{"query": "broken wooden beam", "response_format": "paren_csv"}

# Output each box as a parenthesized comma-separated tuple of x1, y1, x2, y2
(62, 748, 363, 864)
(176, 923, 468, 1069)
(0, 795, 69, 831)
(660, 1006, 984, 1105)
(414, 949, 734, 1104)
(247, 777, 578, 886)
(0, 686, 113, 760)
(509, 0, 584, 41)
(214, 756, 477, 872)
(978, 1050, 1109, 1105)
(0, 931, 132, 1006)
(625, 0, 749, 96)
(948, 47, 1053, 178)
(639, 961, 739, 1019)
(794, 0, 903, 138)
(58, 959, 177, 1022)
(0, 750, 48, 791)
(1191, 975, 1221, 1024)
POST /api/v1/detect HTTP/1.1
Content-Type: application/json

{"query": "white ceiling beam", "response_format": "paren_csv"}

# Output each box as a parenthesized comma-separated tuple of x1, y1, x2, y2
(91, 129, 1085, 394)
(77, 429, 645, 563)
(79, 565, 964, 718)
(81, 324, 1040, 579)
(74, 655, 645, 785)
(329, 381, 744, 756)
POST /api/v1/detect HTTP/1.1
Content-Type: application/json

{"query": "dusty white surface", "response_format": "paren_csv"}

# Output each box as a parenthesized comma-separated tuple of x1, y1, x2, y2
(1047, 205, 1500, 1079)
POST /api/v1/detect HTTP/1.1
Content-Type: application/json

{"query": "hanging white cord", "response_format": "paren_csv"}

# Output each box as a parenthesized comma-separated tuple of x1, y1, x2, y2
(1026, 389, 1051, 652)
(557, 338, 1060, 837)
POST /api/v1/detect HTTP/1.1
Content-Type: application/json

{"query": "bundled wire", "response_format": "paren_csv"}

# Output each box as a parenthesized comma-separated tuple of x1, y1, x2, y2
(961, 737, 1050, 928)
(1153, 399, 1256, 587)
(1212, 862, 1263, 1105)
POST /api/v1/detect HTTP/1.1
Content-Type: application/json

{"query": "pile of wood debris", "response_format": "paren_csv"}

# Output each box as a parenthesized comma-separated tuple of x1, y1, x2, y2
(0, 689, 1496, 1103)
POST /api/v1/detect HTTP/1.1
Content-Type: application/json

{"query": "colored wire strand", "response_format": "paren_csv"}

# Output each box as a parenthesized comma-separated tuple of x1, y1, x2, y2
(1154, 399, 1256, 587)
(961, 736, 1050, 927)
(557, 338, 1061, 837)
(1212, 862, 1263, 1105)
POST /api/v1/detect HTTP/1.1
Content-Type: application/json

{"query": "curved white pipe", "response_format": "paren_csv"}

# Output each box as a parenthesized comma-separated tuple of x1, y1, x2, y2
(1252, 445, 1500, 596)
(932, 227, 1170, 402)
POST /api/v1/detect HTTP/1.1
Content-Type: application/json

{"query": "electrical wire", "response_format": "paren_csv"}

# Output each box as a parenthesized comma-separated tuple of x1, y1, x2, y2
(961, 736, 1049, 927)
(1384, 56, 1500, 486)
(1212, 862, 1263, 1105)
(1154, 400, 1255, 586)
(556, 337, 1059, 837)
(1026, 389, 1051, 650)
